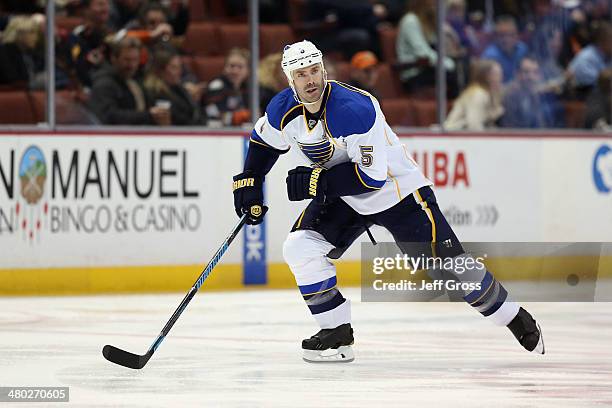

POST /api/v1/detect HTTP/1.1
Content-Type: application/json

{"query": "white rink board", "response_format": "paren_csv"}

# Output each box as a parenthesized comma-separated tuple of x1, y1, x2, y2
(1, 132, 611, 268)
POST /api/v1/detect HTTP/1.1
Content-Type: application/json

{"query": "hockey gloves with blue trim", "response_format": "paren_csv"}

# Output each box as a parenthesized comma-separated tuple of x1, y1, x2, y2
(286, 166, 326, 202)
(232, 171, 268, 225)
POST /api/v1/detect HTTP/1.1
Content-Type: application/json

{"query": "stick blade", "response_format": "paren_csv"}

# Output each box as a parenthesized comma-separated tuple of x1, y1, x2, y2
(103, 345, 150, 369)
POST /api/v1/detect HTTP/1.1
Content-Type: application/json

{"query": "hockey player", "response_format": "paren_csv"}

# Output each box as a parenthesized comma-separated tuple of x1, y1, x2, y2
(232, 40, 544, 363)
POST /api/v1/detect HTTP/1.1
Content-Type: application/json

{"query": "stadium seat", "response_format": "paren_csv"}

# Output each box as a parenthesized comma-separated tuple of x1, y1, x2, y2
(29, 91, 97, 124)
(378, 26, 398, 63)
(55, 16, 83, 33)
(189, 0, 206, 21)
(181, 55, 194, 73)
(192, 56, 226, 83)
(412, 99, 438, 127)
(564, 100, 587, 129)
(375, 63, 402, 99)
(380, 98, 416, 127)
(0, 91, 35, 124)
(334, 62, 351, 83)
(259, 24, 296, 56)
(183, 22, 220, 56)
(218, 24, 250, 52)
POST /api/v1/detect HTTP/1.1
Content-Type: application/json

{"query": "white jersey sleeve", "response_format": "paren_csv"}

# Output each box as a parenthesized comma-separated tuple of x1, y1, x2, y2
(250, 114, 290, 152)
(249, 88, 299, 152)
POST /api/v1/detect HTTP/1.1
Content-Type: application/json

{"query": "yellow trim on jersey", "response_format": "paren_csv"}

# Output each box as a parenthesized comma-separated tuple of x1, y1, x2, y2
(295, 209, 306, 229)
(354, 163, 383, 190)
(329, 80, 372, 97)
(383, 126, 392, 146)
(298, 139, 331, 147)
(414, 189, 437, 256)
(249, 137, 273, 149)
(401, 144, 418, 166)
(388, 171, 402, 200)
(280, 104, 303, 130)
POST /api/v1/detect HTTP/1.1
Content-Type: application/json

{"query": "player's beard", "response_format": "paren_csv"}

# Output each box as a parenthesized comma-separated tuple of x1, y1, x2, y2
(300, 79, 324, 103)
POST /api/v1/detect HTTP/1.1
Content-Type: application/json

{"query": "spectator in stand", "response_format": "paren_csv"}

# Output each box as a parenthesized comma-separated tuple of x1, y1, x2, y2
(89, 37, 171, 125)
(396, 0, 457, 95)
(0, 15, 46, 88)
(530, 24, 572, 97)
(348, 50, 380, 99)
(445, 59, 503, 130)
(584, 67, 612, 130)
(298, 0, 388, 59)
(501, 56, 565, 128)
(108, 0, 143, 31)
(124, 2, 175, 49)
(144, 46, 205, 126)
(67, 0, 112, 89)
(258, 52, 286, 113)
(204, 48, 250, 127)
(162, 0, 190, 36)
(568, 22, 612, 97)
(481, 16, 529, 83)
(447, 0, 478, 54)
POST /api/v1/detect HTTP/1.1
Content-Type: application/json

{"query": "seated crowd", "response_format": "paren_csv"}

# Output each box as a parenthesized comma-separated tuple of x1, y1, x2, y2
(0, 0, 610, 130)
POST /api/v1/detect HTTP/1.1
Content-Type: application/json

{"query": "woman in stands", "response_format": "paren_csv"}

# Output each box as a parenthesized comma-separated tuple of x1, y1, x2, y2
(396, 0, 459, 96)
(144, 45, 205, 126)
(445, 59, 504, 131)
(0, 15, 45, 88)
(258, 52, 287, 113)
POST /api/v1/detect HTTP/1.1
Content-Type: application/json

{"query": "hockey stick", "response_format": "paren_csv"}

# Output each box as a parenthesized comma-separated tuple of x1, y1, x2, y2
(102, 214, 248, 369)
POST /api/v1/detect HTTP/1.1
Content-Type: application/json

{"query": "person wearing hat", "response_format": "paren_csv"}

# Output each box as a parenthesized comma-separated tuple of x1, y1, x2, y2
(348, 50, 380, 99)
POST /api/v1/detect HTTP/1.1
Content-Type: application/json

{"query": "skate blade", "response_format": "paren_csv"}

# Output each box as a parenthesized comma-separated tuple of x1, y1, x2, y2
(302, 345, 354, 363)
(532, 323, 545, 355)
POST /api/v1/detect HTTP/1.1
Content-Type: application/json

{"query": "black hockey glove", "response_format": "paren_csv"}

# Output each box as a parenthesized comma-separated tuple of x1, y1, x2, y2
(286, 166, 327, 202)
(232, 171, 268, 225)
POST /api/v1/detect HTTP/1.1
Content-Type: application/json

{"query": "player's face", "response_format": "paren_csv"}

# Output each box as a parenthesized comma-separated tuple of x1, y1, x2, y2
(292, 63, 325, 103)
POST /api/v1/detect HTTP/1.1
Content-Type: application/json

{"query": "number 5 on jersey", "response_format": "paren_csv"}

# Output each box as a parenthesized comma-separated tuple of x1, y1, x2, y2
(360, 145, 374, 167)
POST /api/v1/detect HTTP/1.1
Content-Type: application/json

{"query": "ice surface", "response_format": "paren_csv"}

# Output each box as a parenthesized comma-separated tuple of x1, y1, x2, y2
(1, 288, 611, 407)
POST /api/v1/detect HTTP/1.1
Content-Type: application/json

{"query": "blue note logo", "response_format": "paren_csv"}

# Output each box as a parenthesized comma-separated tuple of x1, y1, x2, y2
(593, 145, 612, 193)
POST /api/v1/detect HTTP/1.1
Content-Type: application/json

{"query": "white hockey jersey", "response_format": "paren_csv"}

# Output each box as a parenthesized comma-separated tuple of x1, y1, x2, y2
(250, 80, 432, 215)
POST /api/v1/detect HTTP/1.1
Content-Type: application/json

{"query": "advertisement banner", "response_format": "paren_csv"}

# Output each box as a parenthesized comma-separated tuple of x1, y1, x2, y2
(0, 135, 242, 268)
(1, 131, 610, 294)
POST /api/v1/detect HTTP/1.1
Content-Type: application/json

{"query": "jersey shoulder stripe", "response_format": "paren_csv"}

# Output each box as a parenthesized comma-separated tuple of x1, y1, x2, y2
(266, 87, 300, 131)
(325, 81, 376, 138)
(355, 164, 386, 188)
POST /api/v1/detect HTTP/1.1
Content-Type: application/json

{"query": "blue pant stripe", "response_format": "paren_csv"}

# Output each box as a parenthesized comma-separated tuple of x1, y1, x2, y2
(463, 271, 493, 304)
(481, 285, 508, 316)
(308, 291, 345, 315)
(299, 276, 337, 295)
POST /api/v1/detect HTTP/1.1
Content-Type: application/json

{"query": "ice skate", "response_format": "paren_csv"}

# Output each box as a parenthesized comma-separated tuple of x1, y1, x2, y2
(507, 307, 545, 354)
(302, 323, 355, 363)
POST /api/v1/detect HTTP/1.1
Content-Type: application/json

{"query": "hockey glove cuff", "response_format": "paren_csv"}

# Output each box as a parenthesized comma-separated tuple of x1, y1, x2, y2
(286, 166, 327, 202)
(232, 171, 268, 225)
